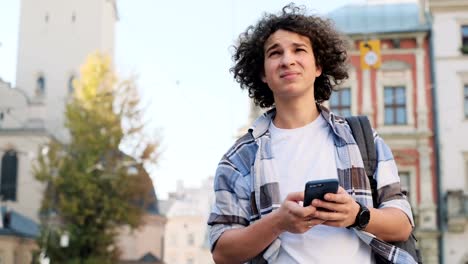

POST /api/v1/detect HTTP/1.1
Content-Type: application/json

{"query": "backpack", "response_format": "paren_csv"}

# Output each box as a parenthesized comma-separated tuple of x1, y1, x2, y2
(345, 115, 423, 264)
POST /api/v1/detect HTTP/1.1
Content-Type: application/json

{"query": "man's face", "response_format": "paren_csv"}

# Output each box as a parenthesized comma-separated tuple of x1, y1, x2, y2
(262, 29, 322, 103)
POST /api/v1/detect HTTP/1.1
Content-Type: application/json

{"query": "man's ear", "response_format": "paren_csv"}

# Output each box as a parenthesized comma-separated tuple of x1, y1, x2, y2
(316, 66, 322, 77)
(261, 72, 267, 83)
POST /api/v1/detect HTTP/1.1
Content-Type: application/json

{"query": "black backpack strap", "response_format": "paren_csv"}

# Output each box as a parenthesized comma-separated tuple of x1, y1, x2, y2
(345, 116, 378, 208)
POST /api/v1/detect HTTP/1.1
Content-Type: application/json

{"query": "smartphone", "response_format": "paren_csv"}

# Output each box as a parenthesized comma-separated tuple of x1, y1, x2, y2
(303, 179, 339, 207)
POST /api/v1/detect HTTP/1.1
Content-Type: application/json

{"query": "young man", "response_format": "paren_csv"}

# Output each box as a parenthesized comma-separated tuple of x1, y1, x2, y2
(208, 4, 414, 264)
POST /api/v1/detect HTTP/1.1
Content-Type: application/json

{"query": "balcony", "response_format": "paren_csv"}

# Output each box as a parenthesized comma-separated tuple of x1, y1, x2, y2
(445, 190, 468, 232)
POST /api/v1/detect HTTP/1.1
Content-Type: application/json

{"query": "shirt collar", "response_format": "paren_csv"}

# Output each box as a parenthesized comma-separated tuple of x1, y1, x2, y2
(249, 104, 346, 140)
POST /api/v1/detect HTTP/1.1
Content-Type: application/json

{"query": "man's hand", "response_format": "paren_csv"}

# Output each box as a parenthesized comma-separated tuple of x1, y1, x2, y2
(274, 191, 324, 234)
(311, 186, 360, 228)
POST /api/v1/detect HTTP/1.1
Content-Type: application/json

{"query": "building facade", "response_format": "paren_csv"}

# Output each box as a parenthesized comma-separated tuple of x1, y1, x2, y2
(117, 214, 166, 263)
(0, 0, 117, 223)
(0, 0, 118, 261)
(0, 1, 166, 263)
(428, 0, 468, 263)
(163, 178, 214, 264)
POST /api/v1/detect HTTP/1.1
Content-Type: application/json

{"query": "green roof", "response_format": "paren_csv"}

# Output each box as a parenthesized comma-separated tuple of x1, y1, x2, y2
(0, 206, 39, 239)
(328, 2, 430, 35)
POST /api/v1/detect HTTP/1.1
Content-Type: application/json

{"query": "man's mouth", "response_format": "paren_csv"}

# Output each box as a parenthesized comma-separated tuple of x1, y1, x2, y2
(280, 71, 300, 79)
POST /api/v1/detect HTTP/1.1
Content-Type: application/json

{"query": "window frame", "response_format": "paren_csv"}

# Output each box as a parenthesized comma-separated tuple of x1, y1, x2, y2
(0, 149, 19, 202)
(187, 233, 195, 246)
(330, 87, 352, 117)
(376, 65, 414, 132)
(384, 86, 407, 125)
(324, 69, 357, 115)
(464, 84, 468, 119)
(461, 25, 468, 54)
(36, 74, 46, 96)
(397, 166, 417, 209)
(464, 152, 468, 194)
(68, 74, 76, 94)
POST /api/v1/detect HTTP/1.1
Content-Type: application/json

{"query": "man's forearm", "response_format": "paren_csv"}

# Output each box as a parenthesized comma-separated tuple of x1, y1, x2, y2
(365, 207, 412, 242)
(212, 211, 283, 264)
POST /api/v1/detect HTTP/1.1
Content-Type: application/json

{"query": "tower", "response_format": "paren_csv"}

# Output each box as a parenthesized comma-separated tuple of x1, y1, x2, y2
(15, 0, 117, 140)
(0, 0, 117, 221)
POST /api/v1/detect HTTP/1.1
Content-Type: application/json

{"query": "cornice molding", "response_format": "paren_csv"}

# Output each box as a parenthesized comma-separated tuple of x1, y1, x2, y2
(429, 0, 468, 12)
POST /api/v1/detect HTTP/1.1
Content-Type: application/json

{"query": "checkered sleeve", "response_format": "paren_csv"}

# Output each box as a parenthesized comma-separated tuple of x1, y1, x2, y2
(373, 133, 415, 227)
(207, 159, 252, 252)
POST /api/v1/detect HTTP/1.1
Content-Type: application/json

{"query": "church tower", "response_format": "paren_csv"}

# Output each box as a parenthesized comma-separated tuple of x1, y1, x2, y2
(15, 0, 118, 140)
(0, 0, 117, 222)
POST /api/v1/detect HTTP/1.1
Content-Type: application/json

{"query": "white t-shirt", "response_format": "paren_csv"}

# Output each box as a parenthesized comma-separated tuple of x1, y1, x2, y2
(270, 114, 373, 264)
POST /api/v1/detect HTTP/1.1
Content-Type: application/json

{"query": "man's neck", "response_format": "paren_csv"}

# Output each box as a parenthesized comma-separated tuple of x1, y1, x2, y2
(273, 97, 320, 129)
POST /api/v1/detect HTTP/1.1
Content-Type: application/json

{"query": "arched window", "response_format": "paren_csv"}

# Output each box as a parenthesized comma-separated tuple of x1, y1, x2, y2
(36, 75, 46, 96)
(68, 75, 75, 94)
(0, 150, 18, 201)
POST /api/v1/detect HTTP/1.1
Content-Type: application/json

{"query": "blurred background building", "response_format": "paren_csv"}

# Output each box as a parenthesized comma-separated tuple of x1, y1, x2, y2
(0, 0, 168, 263)
(162, 177, 214, 264)
(428, 0, 468, 263)
(0, 0, 117, 221)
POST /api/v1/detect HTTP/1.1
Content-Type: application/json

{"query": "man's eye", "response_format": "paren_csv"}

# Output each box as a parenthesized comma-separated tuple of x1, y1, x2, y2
(268, 51, 280, 57)
(296, 48, 306, 52)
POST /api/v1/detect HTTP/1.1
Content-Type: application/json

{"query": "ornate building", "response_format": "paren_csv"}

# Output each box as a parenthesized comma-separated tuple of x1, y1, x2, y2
(0, 0, 117, 223)
(163, 178, 214, 264)
(0, 1, 164, 263)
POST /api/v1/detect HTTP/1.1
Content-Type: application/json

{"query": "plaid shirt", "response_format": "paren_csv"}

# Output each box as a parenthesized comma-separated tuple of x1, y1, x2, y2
(208, 105, 416, 264)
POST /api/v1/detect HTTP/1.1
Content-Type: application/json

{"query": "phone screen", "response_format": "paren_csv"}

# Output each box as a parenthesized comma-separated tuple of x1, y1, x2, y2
(303, 179, 339, 207)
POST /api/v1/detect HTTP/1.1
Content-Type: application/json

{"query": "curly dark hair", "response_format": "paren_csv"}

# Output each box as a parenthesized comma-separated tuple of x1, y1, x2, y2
(231, 4, 349, 108)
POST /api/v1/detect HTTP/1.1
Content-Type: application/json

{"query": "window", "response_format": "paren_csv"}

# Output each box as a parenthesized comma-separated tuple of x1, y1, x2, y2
(36, 75, 46, 96)
(330, 88, 351, 117)
(384, 86, 407, 125)
(462, 25, 468, 54)
(68, 75, 75, 94)
(465, 84, 468, 119)
(465, 155, 468, 192)
(187, 233, 195, 246)
(0, 150, 18, 201)
(399, 171, 411, 197)
(170, 235, 177, 246)
(463, 26, 468, 45)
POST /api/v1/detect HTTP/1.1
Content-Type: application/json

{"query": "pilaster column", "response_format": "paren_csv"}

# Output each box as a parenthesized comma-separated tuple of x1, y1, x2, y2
(416, 36, 429, 133)
(362, 69, 374, 125)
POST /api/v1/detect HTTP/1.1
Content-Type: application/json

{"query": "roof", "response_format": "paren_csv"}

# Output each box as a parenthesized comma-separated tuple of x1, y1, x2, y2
(119, 252, 164, 264)
(328, 2, 430, 35)
(157, 199, 174, 216)
(0, 206, 39, 239)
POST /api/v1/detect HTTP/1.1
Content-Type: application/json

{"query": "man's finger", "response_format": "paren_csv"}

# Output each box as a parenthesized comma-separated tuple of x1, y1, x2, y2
(286, 191, 304, 202)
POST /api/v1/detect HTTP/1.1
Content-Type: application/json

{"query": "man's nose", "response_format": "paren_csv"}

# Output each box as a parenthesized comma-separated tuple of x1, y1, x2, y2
(281, 51, 295, 66)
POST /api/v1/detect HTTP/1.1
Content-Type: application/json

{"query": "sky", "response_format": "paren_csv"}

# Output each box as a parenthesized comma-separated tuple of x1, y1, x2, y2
(0, 0, 360, 199)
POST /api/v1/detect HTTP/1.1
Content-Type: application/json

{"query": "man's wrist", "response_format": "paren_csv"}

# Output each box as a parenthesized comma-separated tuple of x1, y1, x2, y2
(269, 210, 285, 236)
(347, 201, 370, 230)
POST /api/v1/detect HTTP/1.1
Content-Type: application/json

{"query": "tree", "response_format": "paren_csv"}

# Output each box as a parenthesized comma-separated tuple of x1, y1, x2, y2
(34, 53, 159, 263)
